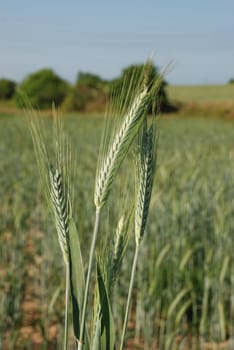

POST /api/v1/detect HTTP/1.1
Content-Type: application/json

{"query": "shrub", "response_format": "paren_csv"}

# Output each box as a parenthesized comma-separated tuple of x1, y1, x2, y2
(0, 79, 16, 100)
(63, 72, 108, 112)
(15, 69, 69, 109)
(76, 72, 105, 88)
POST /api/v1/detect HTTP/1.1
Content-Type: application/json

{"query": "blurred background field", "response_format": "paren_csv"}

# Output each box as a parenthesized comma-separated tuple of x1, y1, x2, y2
(0, 101, 234, 349)
(166, 84, 234, 120)
(166, 84, 234, 104)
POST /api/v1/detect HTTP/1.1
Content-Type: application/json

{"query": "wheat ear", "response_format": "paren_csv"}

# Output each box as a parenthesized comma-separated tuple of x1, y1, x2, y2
(94, 87, 149, 209)
(49, 166, 69, 265)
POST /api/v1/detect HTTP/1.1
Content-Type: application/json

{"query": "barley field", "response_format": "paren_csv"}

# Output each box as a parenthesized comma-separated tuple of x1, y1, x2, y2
(166, 84, 234, 103)
(0, 111, 234, 349)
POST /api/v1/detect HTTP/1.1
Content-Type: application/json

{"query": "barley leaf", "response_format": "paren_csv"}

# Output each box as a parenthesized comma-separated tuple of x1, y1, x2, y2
(96, 263, 115, 350)
(68, 216, 89, 347)
(175, 299, 193, 326)
(167, 287, 191, 319)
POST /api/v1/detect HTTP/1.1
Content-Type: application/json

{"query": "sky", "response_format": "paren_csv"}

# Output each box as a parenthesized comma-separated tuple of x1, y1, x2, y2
(0, 0, 233, 85)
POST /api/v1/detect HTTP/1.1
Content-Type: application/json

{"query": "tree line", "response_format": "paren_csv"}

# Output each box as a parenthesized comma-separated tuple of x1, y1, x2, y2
(0, 62, 175, 112)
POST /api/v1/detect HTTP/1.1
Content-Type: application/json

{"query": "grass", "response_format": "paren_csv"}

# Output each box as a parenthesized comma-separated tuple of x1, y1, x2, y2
(0, 112, 234, 349)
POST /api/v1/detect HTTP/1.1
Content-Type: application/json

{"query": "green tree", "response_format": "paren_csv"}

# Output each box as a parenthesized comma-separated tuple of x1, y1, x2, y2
(77, 72, 105, 88)
(16, 69, 68, 109)
(63, 72, 108, 112)
(111, 62, 171, 112)
(0, 79, 16, 100)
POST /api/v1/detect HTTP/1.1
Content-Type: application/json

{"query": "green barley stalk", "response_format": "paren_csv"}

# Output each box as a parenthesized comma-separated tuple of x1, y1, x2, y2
(90, 176, 134, 349)
(28, 109, 72, 350)
(49, 166, 70, 350)
(91, 212, 132, 350)
(27, 65, 162, 349)
(78, 208, 100, 350)
(120, 119, 157, 350)
(79, 68, 156, 348)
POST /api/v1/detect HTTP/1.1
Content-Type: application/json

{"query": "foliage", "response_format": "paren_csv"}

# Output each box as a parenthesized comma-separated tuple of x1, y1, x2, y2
(15, 69, 69, 109)
(62, 84, 106, 112)
(63, 72, 108, 112)
(0, 79, 16, 100)
(77, 72, 106, 87)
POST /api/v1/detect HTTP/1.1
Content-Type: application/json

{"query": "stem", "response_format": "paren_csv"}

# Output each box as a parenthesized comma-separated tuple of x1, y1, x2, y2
(119, 243, 140, 350)
(78, 208, 101, 349)
(64, 262, 69, 350)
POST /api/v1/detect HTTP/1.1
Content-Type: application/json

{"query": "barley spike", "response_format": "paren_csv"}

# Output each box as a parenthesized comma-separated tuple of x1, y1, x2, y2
(95, 88, 149, 209)
(49, 166, 69, 264)
(135, 123, 156, 245)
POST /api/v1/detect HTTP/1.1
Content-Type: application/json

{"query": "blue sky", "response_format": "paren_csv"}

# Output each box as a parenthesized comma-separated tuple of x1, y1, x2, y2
(0, 0, 233, 84)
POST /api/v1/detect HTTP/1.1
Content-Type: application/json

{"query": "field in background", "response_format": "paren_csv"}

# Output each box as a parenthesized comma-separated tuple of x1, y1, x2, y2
(0, 111, 234, 349)
(166, 84, 234, 104)
(166, 84, 234, 120)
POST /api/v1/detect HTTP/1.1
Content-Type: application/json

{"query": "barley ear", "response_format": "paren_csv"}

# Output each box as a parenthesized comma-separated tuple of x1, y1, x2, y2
(49, 165, 69, 264)
(135, 119, 157, 246)
(95, 87, 149, 209)
(110, 213, 131, 284)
